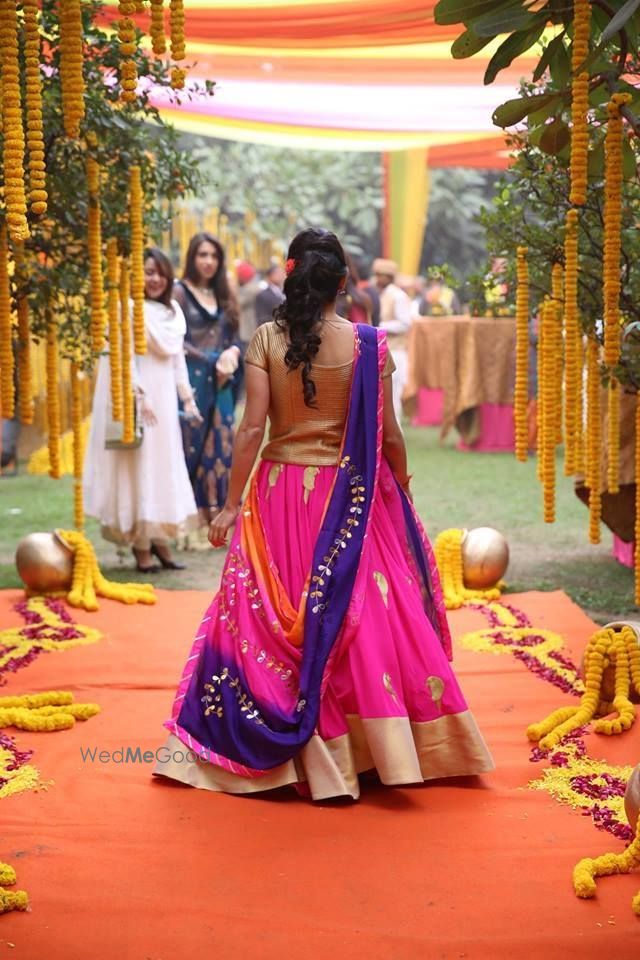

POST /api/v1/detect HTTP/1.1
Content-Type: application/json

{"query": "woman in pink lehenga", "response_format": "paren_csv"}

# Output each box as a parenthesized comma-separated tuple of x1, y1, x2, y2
(155, 228, 493, 800)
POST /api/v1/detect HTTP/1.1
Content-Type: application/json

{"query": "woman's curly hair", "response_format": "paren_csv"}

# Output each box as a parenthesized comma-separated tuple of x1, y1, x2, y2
(274, 228, 348, 407)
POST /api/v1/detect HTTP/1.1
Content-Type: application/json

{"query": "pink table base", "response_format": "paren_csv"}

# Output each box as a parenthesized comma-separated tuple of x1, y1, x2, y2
(613, 535, 634, 568)
(457, 403, 515, 453)
(411, 388, 443, 426)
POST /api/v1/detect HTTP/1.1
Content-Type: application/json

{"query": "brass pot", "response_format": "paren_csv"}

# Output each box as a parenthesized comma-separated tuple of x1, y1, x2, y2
(15, 531, 73, 593)
(461, 527, 509, 590)
(625, 764, 640, 832)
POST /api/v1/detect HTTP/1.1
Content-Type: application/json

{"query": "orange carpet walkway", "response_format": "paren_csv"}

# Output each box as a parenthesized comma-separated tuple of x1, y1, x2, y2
(0, 588, 638, 959)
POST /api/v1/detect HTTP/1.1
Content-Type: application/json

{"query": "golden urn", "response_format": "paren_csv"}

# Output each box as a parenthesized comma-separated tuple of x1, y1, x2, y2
(15, 531, 73, 594)
(461, 527, 509, 589)
(625, 764, 640, 832)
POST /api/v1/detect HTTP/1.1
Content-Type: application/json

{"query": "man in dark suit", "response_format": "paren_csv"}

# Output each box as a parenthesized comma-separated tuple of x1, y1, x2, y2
(256, 263, 285, 326)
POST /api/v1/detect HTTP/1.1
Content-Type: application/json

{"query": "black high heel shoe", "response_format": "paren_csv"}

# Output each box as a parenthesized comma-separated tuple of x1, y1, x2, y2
(132, 547, 161, 573)
(150, 543, 187, 571)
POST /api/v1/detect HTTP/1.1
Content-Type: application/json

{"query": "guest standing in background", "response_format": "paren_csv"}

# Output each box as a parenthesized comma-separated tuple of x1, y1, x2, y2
(372, 258, 412, 422)
(235, 260, 261, 346)
(84, 247, 200, 572)
(174, 232, 243, 548)
(255, 263, 285, 326)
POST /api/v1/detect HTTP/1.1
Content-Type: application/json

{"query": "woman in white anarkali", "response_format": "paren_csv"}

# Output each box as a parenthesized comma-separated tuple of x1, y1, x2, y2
(84, 247, 202, 572)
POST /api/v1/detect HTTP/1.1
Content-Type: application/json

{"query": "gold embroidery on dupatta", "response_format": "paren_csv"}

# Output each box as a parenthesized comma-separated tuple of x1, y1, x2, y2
(373, 571, 389, 607)
(303, 466, 320, 504)
(201, 668, 265, 724)
(426, 676, 445, 714)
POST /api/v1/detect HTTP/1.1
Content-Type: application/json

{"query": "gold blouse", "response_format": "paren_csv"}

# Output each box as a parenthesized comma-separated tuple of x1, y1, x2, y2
(245, 321, 394, 465)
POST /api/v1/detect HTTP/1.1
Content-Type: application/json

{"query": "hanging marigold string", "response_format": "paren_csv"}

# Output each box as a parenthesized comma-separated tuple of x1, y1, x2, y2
(585, 337, 601, 544)
(129, 166, 146, 355)
(536, 301, 545, 484)
(23, 0, 47, 216)
(563, 209, 580, 475)
(540, 298, 556, 523)
(170, 0, 186, 89)
(635, 397, 640, 606)
(514, 246, 529, 462)
(0, 225, 15, 421)
(602, 93, 631, 367)
(551, 262, 564, 445)
(0, 0, 29, 242)
(120, 258, 135, 444)
(46, 314, 61, 479)
(13, 243, 33, 425)
(150, 0, 166, 54)
(71, 361, 84, 530)
(118, 0, 138, 103)
(59, 0, 86, 139)
(607, 377, 620, 495)
(86, 147, 106, 353)
(106, 238, 123, 421)
(569, 0, 591, 206)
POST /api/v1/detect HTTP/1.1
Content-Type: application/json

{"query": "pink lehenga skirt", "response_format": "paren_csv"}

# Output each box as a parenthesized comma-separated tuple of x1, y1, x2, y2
(156, 457, 494, 800)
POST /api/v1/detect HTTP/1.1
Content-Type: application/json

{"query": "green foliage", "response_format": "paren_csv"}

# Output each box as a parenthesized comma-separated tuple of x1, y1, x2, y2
(479, 119, 640, 387)
(177, 135, 384, 261)
(8, 0, 213, 364)
(434, 0, 640, 154)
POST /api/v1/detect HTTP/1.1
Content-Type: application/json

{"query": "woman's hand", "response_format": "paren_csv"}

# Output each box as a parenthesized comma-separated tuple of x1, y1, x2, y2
(208, 503, 241, 548)
(216, 345, 241, 386)
(139, 395, 158, 428)
(183, 399, 203, 427)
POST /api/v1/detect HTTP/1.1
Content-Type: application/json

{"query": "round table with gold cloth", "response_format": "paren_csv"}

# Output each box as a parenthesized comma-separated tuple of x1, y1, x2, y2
(404, 315, 517, 450)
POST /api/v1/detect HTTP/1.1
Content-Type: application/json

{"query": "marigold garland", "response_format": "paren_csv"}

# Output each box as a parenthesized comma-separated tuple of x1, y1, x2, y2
(573, 813, 640, 916)
(585, 337, 601, 544)
(607, 377, 620, 495)
(87, 152, 106, 354)
(56, 529, 156, 610)
(514, 246, 529, 462)
(118, 0, 138, 103)
(0, 596, 101, 680)
(106, 238, 123, 420)
(0, 860, 27, 915)
(129, 166, 146, 355)
(170, 0, 186, 89)
(71, 362, 84, 529)
(120, 258, 135, 444)
(433, 528, 502, 610)
(563, 210, 580, 475)
(0, 225, 15, 421)
(0, 0, 29, 242)
(12, 242, 34, 426)
(569, 0, 590, 206)
(23, 0, 48, 215)
(0, 689, 100, 732)
(150, 0, 167, 55)
(59, 0, 86, 139)
(46, 313, 62, 479)
(0, 731, 39, 800)
(603, 93, 631, 367)
(635, 398, 640, 606)
(527, 626, 640, 751)
(539, 298, 556, 523)
(26, 416, 90, 475)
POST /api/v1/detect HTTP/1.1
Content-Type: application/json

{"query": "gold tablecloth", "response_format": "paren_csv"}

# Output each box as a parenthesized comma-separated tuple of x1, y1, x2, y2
(404, 315, 517, 437)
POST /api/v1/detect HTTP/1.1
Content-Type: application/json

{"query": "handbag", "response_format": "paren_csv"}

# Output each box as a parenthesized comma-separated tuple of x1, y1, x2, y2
(105, 396, 144, 450)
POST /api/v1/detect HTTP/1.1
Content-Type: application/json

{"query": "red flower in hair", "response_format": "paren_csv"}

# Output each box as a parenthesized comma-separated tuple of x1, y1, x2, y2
(285, 258, 297, 276)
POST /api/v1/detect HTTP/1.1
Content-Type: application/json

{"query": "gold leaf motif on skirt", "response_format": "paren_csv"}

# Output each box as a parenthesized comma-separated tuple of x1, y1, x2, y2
(426, 675, 445, 713)
(373, 571, 389, 607)
(383, 671, 399, 704)
(303, 466, 320, 504)
(266, 463, 284, 498)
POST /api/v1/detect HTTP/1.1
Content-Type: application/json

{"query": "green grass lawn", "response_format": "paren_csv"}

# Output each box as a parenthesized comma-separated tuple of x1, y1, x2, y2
(0, 424, 633, 622)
